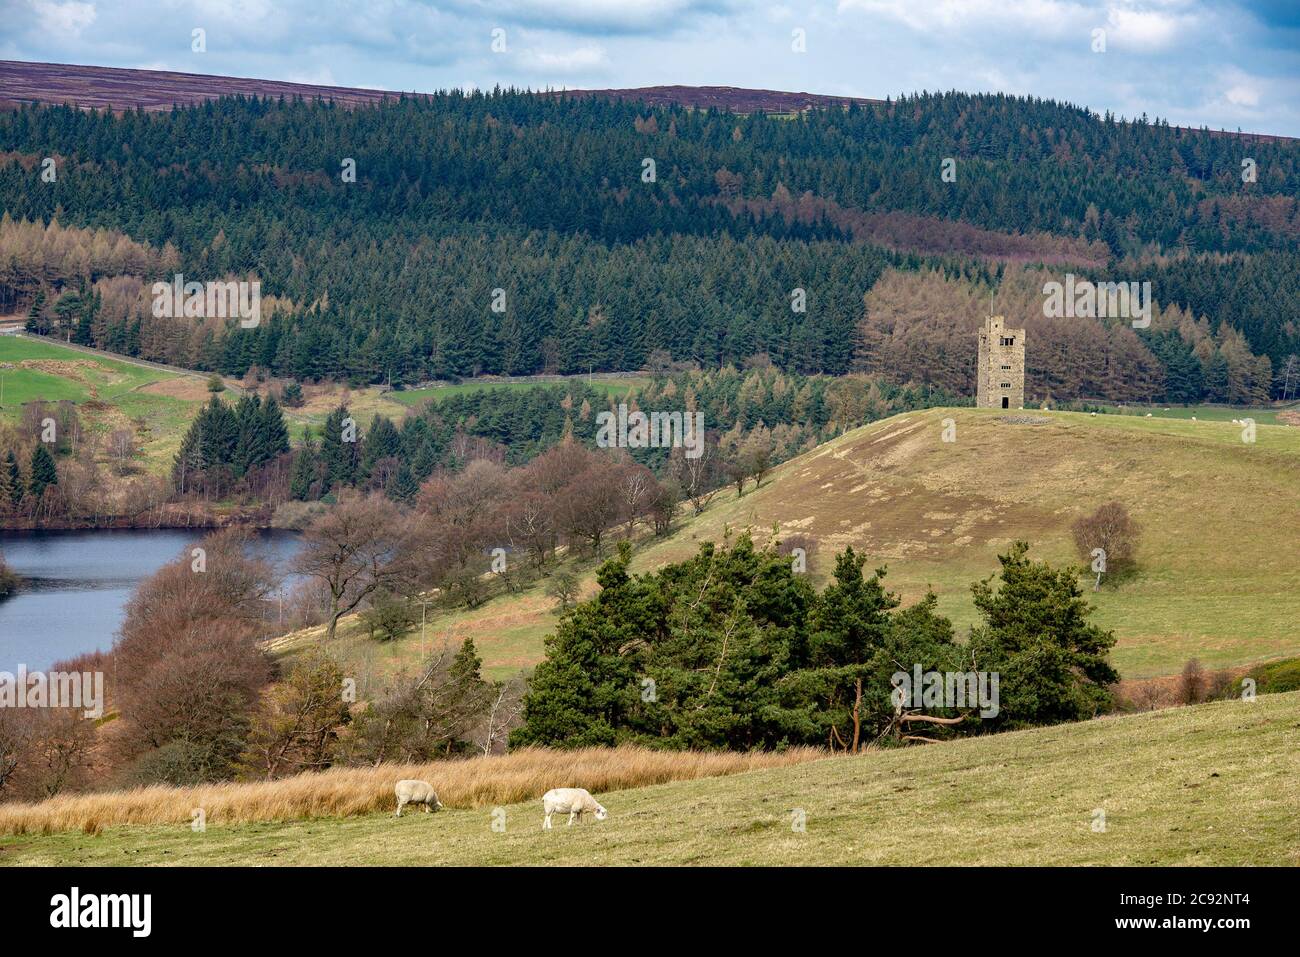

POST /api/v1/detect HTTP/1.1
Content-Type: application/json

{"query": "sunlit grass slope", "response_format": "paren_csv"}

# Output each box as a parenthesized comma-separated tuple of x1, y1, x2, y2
(3, 691, 1294, 866)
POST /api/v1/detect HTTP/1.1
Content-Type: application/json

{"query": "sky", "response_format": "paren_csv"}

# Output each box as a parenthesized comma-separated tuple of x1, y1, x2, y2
(3, 0, 1299, 136)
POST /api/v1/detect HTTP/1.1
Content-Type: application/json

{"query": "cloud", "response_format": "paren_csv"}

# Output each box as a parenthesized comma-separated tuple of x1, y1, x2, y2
(440, 0, 734, 36)
(519, 44, 610, 74)
(1104, 2, 1196, 51)
(29, 0, 97, 37)
(1207, 67, 1266, 112)
(1224, 81, 1260, 107)
(838, 0, 1203, 49)
(837, 0, 1091, 38)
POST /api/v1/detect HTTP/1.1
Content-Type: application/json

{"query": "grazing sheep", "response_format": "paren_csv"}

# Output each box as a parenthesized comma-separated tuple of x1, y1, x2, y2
(394, 780, 442, 817)
(542, 788, 608, 828)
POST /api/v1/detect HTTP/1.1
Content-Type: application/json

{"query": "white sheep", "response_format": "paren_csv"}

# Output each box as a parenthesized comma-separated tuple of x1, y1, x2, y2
(542, 788, 608, 828)
(394, 779, 442, 817)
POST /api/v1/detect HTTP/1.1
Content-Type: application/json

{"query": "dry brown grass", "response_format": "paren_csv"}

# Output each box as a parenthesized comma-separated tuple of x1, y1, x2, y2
(0, 746, 823, 835)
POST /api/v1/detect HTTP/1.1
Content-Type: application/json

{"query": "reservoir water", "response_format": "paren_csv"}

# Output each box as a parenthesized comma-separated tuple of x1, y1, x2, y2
(0, 528, 301, 671)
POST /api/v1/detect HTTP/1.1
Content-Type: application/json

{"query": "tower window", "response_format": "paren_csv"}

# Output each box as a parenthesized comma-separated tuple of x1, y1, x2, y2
(1000, 336, 1016, 347)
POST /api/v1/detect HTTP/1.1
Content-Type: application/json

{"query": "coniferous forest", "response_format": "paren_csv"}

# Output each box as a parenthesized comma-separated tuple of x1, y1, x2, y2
(1, 89, 1298, 398)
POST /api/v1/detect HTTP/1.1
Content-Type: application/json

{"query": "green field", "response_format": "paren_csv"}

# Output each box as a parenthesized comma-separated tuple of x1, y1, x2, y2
(1088, 402, 1287, 425)
(4, 691, 1294, 866)
(0, 335, 204, 471)
(0, 335, 173, 407)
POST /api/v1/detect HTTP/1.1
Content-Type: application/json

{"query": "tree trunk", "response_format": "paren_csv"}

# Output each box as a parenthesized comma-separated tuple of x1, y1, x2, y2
(850, 678, 862, 754)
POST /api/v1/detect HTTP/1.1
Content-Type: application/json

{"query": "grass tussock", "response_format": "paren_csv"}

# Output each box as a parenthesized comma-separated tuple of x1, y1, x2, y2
(0, 746, 823, 835)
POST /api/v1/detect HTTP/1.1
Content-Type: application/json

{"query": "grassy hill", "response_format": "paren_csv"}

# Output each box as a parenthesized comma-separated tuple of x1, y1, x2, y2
(633, 406, 1300, 678)
(0, 334, 202, 472)
(283, 405, 1299, 683)
(3, 691, 1295, 866)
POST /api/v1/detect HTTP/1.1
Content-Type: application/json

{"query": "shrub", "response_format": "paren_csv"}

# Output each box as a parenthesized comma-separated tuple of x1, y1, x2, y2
(546, 570, 579, 612)
(1248, 657, 1300, 695)
(119, 739, 243, 788)
(280, 381, 305, 408)
(359, 589, 417, 641)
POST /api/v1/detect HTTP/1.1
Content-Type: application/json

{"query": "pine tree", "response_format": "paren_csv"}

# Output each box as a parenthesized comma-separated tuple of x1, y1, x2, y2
(172, 418, 205, 494)
(202, 396, 238, 469)
(319, 405, 358, 492)
(172, 396, 238, 492)
(387, 462, 418, 504)
(967, 541, 1119, 729)
(261, 396, 290, 457)
(25, 290, 47, 334)
(232, 394, 264, 476)
(0, 450, 12, 512)
(361, 415, 401, 478)
(289, 441, 318, 501)
(4, 451, 21, 508)
(28, 444, 58, 499)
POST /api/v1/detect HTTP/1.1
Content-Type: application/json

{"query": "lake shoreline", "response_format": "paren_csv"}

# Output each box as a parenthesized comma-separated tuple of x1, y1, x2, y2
(0, 503, 275, 533)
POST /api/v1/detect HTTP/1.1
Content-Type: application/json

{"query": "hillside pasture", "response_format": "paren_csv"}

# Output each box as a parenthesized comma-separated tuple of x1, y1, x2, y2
(2, 692, 1294, 866)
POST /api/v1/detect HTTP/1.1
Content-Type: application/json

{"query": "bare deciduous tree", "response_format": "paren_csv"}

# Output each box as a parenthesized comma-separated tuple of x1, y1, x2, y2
(672, 440, 721, 515)
(474, 677, 527, 756)
(293, 492, 413, 640)
(616, 461, 655, 536)
(1177, 658, 1207, 705)
(108, 428, 137, 473)
(1071, 500, 1140, 585)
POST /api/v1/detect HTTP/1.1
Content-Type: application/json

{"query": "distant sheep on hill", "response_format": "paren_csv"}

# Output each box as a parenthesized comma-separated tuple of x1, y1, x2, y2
(394, 780, 441, 817)
(542, 788, 608, 828)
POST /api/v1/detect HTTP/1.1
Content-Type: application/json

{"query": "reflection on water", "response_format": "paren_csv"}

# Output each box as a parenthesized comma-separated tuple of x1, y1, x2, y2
(0, 528, 300, 671)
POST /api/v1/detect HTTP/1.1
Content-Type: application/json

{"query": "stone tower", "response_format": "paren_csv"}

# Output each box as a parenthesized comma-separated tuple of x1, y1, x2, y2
(976, 316, 1025, 409)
